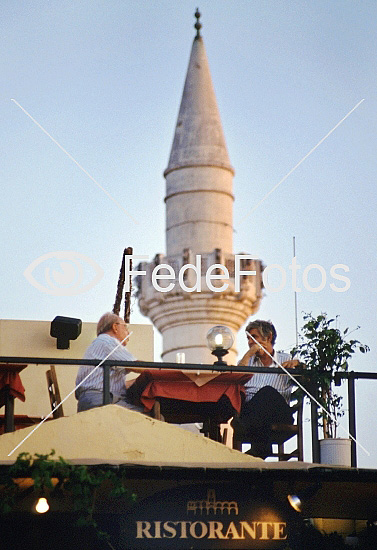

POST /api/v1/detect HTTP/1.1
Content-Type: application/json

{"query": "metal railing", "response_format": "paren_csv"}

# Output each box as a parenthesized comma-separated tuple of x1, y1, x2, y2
(0, 354, 304, 402)
(334, 371, 377, 467)
(2, 356, 375, 466)
(3, 356, 348, 462)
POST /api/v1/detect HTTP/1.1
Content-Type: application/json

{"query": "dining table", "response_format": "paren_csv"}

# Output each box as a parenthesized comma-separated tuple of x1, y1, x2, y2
(0, 363, 27, 433)
(127, 369, 252, 441)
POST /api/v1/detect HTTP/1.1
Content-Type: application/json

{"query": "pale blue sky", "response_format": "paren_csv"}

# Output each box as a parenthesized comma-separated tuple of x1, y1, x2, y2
(1, 1, 376, 465)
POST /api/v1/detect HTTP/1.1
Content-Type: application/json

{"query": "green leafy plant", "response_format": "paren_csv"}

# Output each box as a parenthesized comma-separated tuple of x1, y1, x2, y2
(0, 450, 137, 548)
(292, 313, 369, 438)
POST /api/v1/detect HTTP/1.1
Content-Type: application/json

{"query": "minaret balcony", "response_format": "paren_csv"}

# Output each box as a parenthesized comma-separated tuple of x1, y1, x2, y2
(136, 249, 263, 321)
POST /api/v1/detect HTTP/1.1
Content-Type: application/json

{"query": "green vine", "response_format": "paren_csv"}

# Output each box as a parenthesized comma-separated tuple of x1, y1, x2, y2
(0, 450, 136, 548)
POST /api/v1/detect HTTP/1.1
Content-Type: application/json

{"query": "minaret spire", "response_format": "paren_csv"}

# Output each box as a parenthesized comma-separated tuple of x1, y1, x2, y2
(137, 16, 263, 364)
(165, 9, 232, 180)
(194, 8, 202, 39)
(164, 16, 234, 256)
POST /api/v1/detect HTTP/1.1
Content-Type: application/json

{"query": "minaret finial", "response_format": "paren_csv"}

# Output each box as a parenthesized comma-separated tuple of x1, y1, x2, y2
(194, 8, 202, 38)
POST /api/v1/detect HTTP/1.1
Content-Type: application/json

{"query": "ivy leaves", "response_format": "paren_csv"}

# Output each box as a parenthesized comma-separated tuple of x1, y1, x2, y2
(0, 450, 136, 547)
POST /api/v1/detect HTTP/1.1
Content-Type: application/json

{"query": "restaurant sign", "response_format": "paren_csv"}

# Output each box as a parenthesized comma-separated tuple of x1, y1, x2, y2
(120, 484, 290, 549)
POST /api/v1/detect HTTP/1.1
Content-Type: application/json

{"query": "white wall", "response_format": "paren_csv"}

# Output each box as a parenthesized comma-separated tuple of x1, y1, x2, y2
(0, 319, 154, 417)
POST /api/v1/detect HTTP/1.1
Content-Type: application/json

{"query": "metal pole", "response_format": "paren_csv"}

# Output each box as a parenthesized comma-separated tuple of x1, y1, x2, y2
(348, 373, 357, 467)
(293, 236, 299, 347)
(103, 365, 111, 405)
(4, 392, 15, 433)
(311, 399, 320, 463)
(309, 382, 320, 463)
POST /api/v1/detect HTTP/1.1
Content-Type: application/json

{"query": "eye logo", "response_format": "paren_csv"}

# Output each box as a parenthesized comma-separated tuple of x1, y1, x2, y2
(24, 251, 104, 296)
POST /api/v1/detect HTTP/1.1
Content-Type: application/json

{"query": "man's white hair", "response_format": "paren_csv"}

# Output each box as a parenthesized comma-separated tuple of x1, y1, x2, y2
(97, 312, 123, 336)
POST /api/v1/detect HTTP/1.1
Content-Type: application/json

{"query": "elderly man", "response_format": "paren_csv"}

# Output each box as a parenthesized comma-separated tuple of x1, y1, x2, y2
(233, 319, 299, 459)
(75, 312, 144, 413)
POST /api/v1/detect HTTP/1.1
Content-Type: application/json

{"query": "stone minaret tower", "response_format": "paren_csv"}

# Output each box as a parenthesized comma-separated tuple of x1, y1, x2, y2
(138, 11, 262, 364)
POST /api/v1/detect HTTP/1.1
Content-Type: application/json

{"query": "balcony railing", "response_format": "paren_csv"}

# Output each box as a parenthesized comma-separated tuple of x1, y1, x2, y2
(2, 356, 375, 466)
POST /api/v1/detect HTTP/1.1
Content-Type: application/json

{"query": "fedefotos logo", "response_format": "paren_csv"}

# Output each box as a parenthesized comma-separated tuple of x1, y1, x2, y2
(24, 252, 350, 297)
(127, 255, 351, 294)
(24, 251, 104, 296)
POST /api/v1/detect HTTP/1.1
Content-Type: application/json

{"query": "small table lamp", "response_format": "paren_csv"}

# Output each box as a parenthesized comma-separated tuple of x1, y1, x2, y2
(206, 325, 234, 365)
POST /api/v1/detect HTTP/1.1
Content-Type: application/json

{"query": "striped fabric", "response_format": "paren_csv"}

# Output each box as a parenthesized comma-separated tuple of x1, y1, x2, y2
(243, 351, 292, 404)
(75, 333, 136, 400)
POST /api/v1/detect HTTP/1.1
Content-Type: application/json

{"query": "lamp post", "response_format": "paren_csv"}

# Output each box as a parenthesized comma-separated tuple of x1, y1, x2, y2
(206, 326, 234, 366)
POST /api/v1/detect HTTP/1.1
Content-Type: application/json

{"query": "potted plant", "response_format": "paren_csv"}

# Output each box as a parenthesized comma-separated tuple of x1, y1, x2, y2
(292, 313, 369, 464)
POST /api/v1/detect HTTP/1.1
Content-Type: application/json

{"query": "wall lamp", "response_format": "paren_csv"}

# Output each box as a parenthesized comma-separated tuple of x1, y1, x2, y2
(50, 316, 82, 349)
(287, 483, 321, 513)
(206, 325, 234, 365)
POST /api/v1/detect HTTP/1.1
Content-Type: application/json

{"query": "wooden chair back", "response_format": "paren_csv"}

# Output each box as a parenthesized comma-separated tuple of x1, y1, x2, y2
(233, 386, 304, 461)
(46, 365, 64, 419)
(269, 388, 304, 460)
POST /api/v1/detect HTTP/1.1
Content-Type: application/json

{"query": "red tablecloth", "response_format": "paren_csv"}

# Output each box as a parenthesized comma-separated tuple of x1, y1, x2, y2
(0, 364, 26, 405)
(131, 370, 252, 413)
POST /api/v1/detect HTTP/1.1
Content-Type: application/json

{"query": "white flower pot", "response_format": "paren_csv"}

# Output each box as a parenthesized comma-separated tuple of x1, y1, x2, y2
(320, 438, 352, 466)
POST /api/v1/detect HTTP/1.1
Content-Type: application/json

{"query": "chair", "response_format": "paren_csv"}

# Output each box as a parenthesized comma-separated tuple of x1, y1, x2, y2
(46, 365, 64, 419)
(269, 387, 304, 460)
(233, 387, 304, 461)
(0, 365, 63, 433)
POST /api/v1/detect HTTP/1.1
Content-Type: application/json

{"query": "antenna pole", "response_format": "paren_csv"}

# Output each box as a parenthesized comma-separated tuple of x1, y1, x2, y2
(293, 236, 299, 346)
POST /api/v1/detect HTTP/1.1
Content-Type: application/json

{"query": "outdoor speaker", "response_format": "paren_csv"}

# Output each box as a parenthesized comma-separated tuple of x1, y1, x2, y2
(50, 316, 82, 349)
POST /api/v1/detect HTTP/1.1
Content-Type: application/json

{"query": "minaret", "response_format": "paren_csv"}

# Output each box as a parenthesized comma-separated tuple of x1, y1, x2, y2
(137, 11, 262, 364)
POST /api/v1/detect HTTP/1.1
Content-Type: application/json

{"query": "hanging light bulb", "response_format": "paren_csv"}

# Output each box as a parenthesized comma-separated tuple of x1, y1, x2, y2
(35, 496, 50, 514)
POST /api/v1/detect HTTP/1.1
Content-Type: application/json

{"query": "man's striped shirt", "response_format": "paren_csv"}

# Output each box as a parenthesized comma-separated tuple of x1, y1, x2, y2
(243, 351, 292, 403)
(75, 333, 136, 400)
